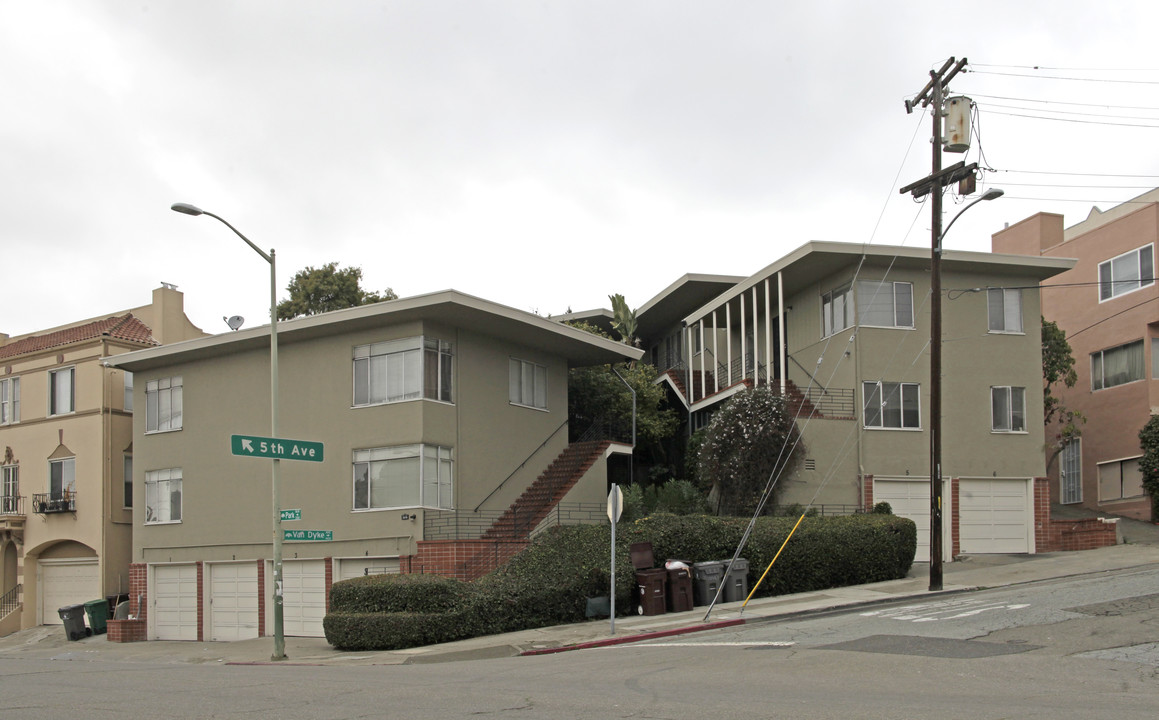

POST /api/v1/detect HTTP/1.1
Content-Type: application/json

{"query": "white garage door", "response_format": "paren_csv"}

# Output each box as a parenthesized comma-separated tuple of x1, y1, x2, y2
(153, 564, 198, 641)
(873, 478, 949, 564)
(40, 560, 100, 626)
(279, 560, 326, 637)
(959, 479, 1032, 554)
(336, 557, 399, 582)
(208, 563, 259, 642)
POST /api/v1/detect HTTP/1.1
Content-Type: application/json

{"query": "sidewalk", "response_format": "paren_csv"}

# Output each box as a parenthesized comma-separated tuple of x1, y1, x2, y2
(4, 538, 1159, 667)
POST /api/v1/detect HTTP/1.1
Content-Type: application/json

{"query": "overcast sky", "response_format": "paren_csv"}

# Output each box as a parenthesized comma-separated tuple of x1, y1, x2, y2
(4, 1, 1159, 339)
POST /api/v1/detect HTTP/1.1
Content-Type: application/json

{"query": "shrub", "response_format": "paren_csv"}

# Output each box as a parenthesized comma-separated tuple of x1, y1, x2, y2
(872, 501, 893, 515)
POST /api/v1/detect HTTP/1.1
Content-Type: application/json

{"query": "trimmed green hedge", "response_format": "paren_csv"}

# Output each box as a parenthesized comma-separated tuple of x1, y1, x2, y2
(324, 513, 916, 651)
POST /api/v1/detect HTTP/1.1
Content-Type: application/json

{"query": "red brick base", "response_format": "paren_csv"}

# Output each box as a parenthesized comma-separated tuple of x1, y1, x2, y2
(106, 618, 146, 643)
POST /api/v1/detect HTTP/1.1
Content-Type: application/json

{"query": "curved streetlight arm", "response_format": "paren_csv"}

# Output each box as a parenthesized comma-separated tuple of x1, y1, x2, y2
(171, 203, 272, 264)
(939, 189, 1004, 245)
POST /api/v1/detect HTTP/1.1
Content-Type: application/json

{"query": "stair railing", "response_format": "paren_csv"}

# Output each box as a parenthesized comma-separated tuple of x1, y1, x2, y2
(473, 419, 569, 512)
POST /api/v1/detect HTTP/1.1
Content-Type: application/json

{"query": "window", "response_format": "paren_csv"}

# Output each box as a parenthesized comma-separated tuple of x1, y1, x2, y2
(0, 377, 18, 425)
(1097, 457, 1144, 502)
(423, 339, 454, 403)
(49, 457, 75, 499)
(49, 367, 74, 416)
(1, 465, 17, 514)
(509, 358, 547, 409)
(353, 445, 452, 510)
(123, 455, 133, 508)
(863, 381, 920, 429)
(1099, 244, 1154, 301)
(991, 386, 1026, 432)
(1091, 340, 1144, 390)
(857, 280, 914, 328)
(145, 376, 183, 432)
(145, 468, 181, 523)
(1152, 338, 1159, 379)
(987, 288, 1023, 333)
(123, 371, 134, 412)
(353, 336, 454, 406)
(822, 285, 852, 337)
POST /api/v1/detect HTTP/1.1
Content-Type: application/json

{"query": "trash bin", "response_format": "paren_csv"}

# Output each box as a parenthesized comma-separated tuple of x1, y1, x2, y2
(630, 542, 668, 616)
(721, 558, 750, 603)
(58, 604, 90, 641)
(692, 561, 724, 606)
(84, 599, 109, 635)
(666, 563, 694, 613)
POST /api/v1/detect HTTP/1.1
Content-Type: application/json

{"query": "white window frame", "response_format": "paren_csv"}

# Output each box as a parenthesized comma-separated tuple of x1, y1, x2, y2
(353, 336, 454, 407)
(48, 367, 75, 416)
(856, 280, 914, 329)
(352, 444, 453, 511)
(1099, 243, 1154, 302)
(0, 377, 18, 425)
(863, 381, 921, 430)
(1091, 339, 1145, 391)
(145, 376, 183, 433)
(423, 338, 454, 403)
(987, 288, 1023, 334)
(990, 386, 1026, 433)
(509, 358, 548, 410)
(822, 284, 853, 338)
(145, 468, 182, 524)
(1, 465, 18, 514)
(1096, 456, 1145, 502)
(48, 457, 75, 499)
(123, 371, 134, 412)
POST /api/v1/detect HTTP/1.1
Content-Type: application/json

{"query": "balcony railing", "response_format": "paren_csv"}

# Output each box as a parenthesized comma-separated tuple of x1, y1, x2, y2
(31, 491, 76, 515)
(0, 495, 23, 516)
(1, 584, 21, 618)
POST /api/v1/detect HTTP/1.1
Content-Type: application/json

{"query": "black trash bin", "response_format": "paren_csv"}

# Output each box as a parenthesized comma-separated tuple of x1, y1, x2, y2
(58, 604, 90, 641)
(84, 598, 109, 635)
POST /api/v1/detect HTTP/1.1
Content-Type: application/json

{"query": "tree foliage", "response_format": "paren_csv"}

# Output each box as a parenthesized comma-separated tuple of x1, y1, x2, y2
(1138, 415, 1159, 516)
(567, 359, 679, 446)
(695, 386, 803, 516)
(277, 262, 397, 320)
(608, 293, 639, 347)
(1042, 316, 1085, 464)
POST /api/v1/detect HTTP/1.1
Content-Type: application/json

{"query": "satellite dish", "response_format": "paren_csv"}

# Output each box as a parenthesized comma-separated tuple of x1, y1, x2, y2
(224, 316, 245, 331)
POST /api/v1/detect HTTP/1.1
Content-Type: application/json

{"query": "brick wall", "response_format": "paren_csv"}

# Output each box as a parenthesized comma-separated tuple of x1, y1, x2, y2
(257, 559, 265, 638)
(861, 475, 873, 511)
(108, 562, 150, 644)
(950, 478, 960, 559)
(195, 561, 204, 642)
(1035, 477, 1119, 552)
(413, 539, 529, 581)
(107, 618, 146, 643)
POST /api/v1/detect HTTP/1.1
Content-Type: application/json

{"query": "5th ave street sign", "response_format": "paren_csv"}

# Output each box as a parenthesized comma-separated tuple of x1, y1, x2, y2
(231, 434, 324, 462)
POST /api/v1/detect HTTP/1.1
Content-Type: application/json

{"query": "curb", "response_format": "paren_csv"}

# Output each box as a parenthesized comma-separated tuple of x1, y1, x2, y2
(519, 618, 745, 656)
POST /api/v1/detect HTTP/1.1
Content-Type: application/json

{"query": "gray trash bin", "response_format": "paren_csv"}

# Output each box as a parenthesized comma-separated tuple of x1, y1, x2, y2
(58, 604, 91, 641)
(692, 561, 724, 606)
(721, 558, 750, 602)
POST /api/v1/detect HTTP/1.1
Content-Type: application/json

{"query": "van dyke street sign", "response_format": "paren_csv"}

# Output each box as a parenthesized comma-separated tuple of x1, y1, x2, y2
(280, 509, 301, 521)
(284, 529, 332, 542)
(231, 434, 324, 462)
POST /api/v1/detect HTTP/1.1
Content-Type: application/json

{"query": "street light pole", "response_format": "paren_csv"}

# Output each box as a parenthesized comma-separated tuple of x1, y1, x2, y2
(171, 202, 286, 661)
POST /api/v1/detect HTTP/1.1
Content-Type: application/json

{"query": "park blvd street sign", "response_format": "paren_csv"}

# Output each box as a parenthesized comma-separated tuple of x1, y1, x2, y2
(231, 434, 324, 462)
(280, 509, 301, 521)
(284, 529, 332, 541)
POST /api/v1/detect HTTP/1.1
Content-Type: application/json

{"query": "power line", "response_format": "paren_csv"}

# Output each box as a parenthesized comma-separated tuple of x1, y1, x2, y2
(964, 92, 1159, 112)
(976, 101, 1159, 122)
(984, 109, 1159, 128)
(970, 63, 1159, 73)
(967, 69, 1159, 85)
(991, 169, 1159, 179)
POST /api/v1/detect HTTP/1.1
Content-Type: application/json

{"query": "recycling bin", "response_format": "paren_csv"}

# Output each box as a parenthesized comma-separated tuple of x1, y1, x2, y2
(692, 561, 724, 606)
(84, 598, 109, 635)
(721, 558, 750, 603)
(58, 604, 90, 641)
(666, 565, 694, 613)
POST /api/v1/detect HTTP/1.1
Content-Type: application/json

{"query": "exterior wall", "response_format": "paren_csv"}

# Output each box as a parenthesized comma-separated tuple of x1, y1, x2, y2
(994, 203, 1159, 520)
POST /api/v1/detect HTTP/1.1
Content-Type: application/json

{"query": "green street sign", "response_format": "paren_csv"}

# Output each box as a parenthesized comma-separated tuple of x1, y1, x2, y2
(280, 509, 301, 521)
(284, 529, 332, 542)
(231, 434, 324, 462)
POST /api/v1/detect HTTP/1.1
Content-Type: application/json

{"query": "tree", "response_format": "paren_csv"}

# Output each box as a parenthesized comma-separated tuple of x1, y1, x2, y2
(276, 262, 397, 320)
(695, 386, 803, 516)
(608, 294, 639, 347)
(1042, 316, 1085, 469)
(1138, 416, 1159, 518)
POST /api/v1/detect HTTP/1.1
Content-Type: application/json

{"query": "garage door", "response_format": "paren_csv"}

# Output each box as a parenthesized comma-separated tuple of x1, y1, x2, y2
(959, 479, 1032, 554)
(872, 478, 948, 564)
(208, 563, 259, 642)
(280, 560, 326, 637)
(153, 564, 198, 641)
(336, 557, 399, 582)
(40, 560, 100, 625)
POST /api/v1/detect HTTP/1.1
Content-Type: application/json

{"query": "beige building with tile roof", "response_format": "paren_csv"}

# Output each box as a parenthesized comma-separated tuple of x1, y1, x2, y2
(0, 286, 205, 635)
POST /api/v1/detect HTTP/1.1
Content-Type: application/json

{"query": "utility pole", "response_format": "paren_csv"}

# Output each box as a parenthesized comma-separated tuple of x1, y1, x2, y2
(900, 57, 973, 592)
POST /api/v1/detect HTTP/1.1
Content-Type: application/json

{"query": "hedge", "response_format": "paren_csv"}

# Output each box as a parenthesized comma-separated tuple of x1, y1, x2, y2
(324, 513, 916, 651)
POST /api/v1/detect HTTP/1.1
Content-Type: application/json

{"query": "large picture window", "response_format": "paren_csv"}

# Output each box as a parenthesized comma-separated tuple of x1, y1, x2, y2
(863, 381, 920, 429)
(987, 288, 1023, 333)
(991, 386, 1026, 432)
(0, 377, 18, 425)
(145, 468, 182, 524)
(49, 368, 74, 416)
(353, 445, 452, 510)
(353, 336, 454, 406)
(1099, 244, 1154, 301)
(822, 285, 852, 337)
(1091, 340, 1144, 390)
(509, 358, 547, 409)
(146, 376, 183, 432)
(857, 280, 914, 328)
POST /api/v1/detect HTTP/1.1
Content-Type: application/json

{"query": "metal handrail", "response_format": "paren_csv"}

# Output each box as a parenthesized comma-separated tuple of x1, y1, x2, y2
(0, 495, 23, 515)
(474, 419, 569, 512)
(787, 353, 830, 396)
(0, 584, 21, 617)
(31, 491, 75, 515)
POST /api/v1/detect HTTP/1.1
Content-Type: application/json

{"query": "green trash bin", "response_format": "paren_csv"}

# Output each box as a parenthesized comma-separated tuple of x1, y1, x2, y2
(84, 598, 109, 635)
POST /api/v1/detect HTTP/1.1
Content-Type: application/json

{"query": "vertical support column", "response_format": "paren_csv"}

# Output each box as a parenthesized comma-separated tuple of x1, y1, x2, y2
(740, 293, 747, 380)
(777, 273, 786, 395)
(726, 303, 733, 387)
(697, 318, 706, 401)
(712, 310, 719, 394)
(764, 279, 772, 388)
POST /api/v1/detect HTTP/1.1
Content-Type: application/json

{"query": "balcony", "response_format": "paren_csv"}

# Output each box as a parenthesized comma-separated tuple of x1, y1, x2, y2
(1, 495, 26, 540)
(31, 491, 76, 515)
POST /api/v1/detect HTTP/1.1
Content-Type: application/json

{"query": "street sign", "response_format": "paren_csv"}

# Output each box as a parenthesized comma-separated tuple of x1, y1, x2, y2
(280, 509, 301, 521)
(231, 434, 324, 462)
(607, 485, 623, 523)
(283, 529, 332, 541)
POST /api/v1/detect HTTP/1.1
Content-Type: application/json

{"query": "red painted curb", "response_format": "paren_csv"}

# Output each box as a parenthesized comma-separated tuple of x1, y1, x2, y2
(519, 618, 746, 656)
